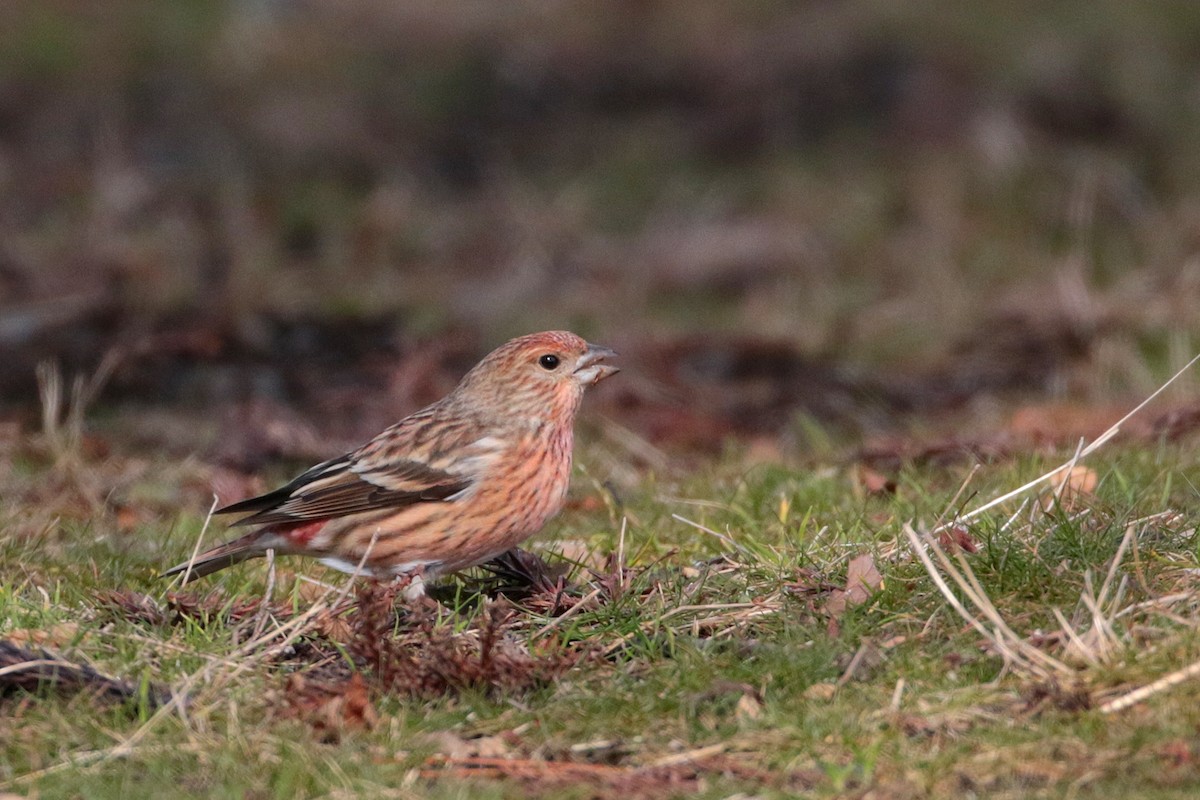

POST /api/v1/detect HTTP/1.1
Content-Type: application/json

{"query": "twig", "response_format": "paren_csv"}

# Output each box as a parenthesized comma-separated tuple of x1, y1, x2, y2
(645, 742, 730, 768)
(837, 640, 876, 687)
(672, 513, 745, 554)
(0, 659, 73, 678)
(532, 588, 602, 640)
(936, 463, 981, 530)
(251, 548, 278, 640)
(177, 496, 220, 588)
(11, 531, 382, 787)
(903, 523, 1071, 678)
(1100, 658, 1200, 714)
(944, 351, 1200, 530)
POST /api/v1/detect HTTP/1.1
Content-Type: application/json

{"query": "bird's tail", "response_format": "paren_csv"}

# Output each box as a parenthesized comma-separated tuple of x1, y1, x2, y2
(160, 531, 272, 584)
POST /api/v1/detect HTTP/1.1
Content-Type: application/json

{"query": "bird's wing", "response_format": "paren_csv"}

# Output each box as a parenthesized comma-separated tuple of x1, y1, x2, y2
(216, 414, 492, 527)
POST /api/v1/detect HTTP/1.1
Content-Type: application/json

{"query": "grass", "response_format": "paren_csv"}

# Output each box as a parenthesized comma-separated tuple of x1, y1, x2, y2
(5, 410, 1200, 798)
(6, 3, 1200, 796)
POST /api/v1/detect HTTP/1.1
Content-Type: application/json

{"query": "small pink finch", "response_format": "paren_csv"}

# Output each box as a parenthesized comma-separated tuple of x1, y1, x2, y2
(163, 331, 618, 592)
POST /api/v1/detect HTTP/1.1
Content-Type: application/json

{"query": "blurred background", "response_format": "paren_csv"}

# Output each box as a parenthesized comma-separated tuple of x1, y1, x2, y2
(4, 0, 1200, 464)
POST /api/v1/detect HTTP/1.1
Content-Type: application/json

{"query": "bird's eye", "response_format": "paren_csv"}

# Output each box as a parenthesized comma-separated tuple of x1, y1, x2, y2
(538, 354, 560, 370)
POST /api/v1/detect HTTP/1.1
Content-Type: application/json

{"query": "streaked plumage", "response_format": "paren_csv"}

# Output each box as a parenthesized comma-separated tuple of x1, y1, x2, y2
(162, 331, 618, 591)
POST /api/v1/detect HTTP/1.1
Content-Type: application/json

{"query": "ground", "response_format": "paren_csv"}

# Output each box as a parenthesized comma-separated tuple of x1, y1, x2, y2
(4, 389, 1200, 798)
(5, 3, 1200, 798)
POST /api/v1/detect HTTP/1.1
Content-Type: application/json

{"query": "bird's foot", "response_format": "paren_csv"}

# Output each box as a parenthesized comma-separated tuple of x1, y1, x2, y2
(389, 571, 449, 615)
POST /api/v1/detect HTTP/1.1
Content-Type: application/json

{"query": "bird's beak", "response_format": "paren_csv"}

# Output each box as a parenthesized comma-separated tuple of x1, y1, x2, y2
(574, 343, 619, 385)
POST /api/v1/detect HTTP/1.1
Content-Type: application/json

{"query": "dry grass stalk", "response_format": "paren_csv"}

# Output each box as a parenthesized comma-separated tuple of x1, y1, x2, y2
(903, 523, 1073, 680)
(11, 532, 382, 787)
(912, 351, 1200, 706)
(671, 513, 743, 553)
(1049, 525, 1135, 666)
(1100, 659, 1200, 714)
(0, 640, 168, 707)
(532, 588, 603, 640)
(174, 496, 221, 588)
(600, 596, 782, 657)
(36, 352, 120, 465)
(943, 351, 1200, 533)
(31, 354, 122, 516)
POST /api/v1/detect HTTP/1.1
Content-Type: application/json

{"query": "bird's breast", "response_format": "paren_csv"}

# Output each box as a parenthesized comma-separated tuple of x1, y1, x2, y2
(482, 427, 574, 534)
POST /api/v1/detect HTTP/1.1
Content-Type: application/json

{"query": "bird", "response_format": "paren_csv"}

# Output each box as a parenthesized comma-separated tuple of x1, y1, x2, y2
(162, 331, 618, 596)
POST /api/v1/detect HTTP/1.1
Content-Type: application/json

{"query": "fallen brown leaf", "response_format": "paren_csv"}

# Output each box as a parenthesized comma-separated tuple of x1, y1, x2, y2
(285, 672, 378, 742)
(854, 464, 897, 496)
(735, 690, 764, 722)
(423, 730, 513, 760)
(1043, 465, 1099, 511)
(1158, 738, 1195, 768)
(803, 682, 837, 701)
(825, 553, 883, 617)
(6, 623, 81, 649)
(937, 526, 979, 554)
(113, 503, 143, 532)
(1010, 403, 1129, 444)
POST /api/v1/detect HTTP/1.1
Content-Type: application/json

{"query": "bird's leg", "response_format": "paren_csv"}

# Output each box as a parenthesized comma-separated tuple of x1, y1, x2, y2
(389, 567, 449, 616)
(399, 571, 427, 602)
(382, 564, 427, 600)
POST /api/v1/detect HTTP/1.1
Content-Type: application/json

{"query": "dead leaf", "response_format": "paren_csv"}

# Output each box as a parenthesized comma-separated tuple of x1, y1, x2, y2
(113, 504, 142, 532)
(291, 574, 337, 604)
(286, 672, 378, 741)
(846, 553, 883, 597)
(937, 526, 979, 554)
(1158, 738, 1195, 768)
(735, 690, 764, 722)
(338, 673, 378, 729)
(6, 623, 81, 649)
(803, 682, 837, 701)
(825, 553, 883, 617)
(1043, 465, 1098, 511)
(311, 609, 353, 642)
(853, 464, 897, 496)
(424, 731, 513, 760)
(745, 436, 784, 465)
(1010, 403, 1129, 444)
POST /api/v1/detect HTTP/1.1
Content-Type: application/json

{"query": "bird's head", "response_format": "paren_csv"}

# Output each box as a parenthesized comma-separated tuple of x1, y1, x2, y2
(452, 331, 618, 422)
